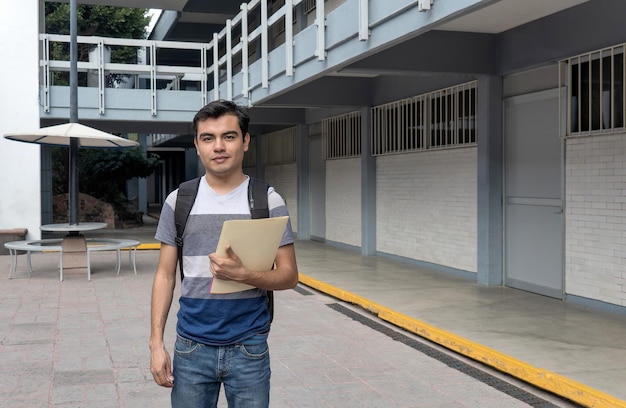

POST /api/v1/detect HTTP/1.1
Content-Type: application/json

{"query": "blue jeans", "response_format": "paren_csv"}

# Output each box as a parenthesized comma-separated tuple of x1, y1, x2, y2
(171, 333, 271, 408)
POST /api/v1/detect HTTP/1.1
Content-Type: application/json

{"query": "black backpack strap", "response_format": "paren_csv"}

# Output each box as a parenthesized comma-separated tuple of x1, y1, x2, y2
(248, 177, 270, 219)
(248, 177, 275, 322)
(174, 177, 202, 281)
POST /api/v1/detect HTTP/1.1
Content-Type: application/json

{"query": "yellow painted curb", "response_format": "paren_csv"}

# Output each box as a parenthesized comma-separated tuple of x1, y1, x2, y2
(136, 243, 161, 250)
(298, 273, 626, 408)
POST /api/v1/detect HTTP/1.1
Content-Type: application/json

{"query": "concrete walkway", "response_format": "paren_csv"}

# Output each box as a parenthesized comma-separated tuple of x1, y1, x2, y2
(1, 219, 625, 407)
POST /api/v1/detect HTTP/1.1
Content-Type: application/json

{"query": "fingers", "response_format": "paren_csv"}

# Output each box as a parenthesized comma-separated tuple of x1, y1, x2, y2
(150, 348, 174, 388)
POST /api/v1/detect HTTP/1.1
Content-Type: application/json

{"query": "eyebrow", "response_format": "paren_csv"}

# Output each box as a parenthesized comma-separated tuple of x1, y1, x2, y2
(198, 130, 240, 138)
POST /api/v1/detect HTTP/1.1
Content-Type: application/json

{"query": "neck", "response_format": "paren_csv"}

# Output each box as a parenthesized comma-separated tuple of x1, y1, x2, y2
(204, 172, 247, 195)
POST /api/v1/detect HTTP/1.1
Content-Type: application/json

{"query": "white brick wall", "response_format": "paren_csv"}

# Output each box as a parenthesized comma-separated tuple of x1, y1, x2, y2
(265, 163, 298, 234)
(326, 158, 362, 247)
(565, 133, 626, 306)
(377, 148, 478, 272)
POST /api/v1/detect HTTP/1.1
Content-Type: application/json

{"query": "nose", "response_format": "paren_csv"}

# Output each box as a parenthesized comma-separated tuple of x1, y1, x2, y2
(213, 136, 225, 151)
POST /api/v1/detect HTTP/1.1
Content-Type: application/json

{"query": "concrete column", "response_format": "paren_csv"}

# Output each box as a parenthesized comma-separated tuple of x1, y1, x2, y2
(476, 75, 503, 286)
(296, 123, 310, 239)
(361, 107, 376, 256)
(0, 1, 43, 239)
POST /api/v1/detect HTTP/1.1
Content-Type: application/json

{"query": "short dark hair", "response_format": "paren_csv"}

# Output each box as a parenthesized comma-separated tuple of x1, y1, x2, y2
(192, 99, 250, 137)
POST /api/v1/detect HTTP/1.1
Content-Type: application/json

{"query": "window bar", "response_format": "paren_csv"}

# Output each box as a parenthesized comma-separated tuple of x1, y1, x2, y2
(445, 91, 449, 144)
(358, 0, 369, 41)
(391, 105, 396, 152)
(97, 39, 105, 114)
(460, 85, 466, 143)
(226, 19, 233, 100)
(609, 48, 615, 130)
(150, 43, 157, 115)
(599, 50, 604, 132)
(315, 0, 325, 61)
(42, 35, 50, 112)
(435, 91, 441, 147)
(399, 101, 405, 151)
(372, 107, 378, 155)
(213, 33, 220, 100)
(587, 53, 593, 132)
(201, 44, 208, 106)
(241, 3, 249, 97)
(285, 0, 294, 76)
(578, 56, 582, 134)
(261, 0, 269, 88)
(467, 84, 478, 143)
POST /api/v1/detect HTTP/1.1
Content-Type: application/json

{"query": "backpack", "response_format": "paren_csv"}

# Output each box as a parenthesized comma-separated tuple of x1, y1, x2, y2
(174, 176, 275, 322)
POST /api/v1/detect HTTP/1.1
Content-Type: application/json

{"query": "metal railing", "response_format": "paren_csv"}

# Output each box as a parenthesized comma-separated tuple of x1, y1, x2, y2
(40, 0, 333, 116)
(559, 43, 626, 137)
(371, 81, 477, 156)
(322, 111, 362, 159)
(262, 127, 298, 165)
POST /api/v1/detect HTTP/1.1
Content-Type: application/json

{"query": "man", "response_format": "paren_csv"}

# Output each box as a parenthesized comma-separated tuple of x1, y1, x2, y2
(149, 99, 298, 407)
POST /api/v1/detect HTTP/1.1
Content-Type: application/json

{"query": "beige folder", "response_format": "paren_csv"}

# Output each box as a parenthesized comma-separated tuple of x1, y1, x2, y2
(210, 216, 289, 294)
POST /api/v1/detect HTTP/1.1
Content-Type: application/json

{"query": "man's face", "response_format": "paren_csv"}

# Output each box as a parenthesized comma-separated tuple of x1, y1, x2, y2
(193, 114, 250, 179)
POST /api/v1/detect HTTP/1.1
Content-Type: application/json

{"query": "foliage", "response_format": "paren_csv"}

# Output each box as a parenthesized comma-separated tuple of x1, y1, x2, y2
(52, 147, 160, 210)
(45, 3, 150, 86)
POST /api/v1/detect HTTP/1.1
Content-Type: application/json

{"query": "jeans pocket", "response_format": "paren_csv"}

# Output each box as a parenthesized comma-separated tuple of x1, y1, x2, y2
(174, 335, 200, 356)
(239, 332, 269, 359)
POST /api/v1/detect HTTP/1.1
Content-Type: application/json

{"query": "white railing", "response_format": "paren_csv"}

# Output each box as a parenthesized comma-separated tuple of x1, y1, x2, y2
(40, 0, 435, 117)
(41, 33, 210, 115)
(40, 0, 331, 116)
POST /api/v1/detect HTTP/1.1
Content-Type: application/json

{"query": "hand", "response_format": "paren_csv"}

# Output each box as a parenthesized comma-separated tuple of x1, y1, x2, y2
(150, 346, 174, 388)
(209, 245, 247, 282)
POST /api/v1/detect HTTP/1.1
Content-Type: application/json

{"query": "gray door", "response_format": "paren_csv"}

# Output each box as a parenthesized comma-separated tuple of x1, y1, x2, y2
(504, 89, 563, 299)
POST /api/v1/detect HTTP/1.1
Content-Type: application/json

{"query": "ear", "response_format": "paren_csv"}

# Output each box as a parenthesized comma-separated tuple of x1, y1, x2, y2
(243, 133, 250, 152)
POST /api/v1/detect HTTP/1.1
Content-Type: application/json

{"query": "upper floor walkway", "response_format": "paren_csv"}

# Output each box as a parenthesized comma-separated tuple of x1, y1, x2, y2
(39, 0, 496, 138)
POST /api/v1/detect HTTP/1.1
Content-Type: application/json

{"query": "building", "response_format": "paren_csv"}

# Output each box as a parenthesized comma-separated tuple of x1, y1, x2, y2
(2, 0, 626, 315)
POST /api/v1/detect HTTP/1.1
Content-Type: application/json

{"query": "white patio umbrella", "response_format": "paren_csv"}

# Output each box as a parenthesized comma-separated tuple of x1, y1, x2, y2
(3, 123, 139, 226)
(4, 123, 139, 148)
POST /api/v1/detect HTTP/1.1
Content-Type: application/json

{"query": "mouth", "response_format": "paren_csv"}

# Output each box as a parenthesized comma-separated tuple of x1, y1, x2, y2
(212, 156, 229, 163)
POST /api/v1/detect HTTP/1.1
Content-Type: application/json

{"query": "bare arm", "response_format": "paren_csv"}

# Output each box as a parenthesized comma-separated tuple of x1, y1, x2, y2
(209, 243, 298, 291)
(149, 243, 178, 388)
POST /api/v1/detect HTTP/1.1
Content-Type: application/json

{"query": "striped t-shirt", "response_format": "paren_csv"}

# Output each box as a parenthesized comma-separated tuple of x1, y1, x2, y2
(155, 176, 294, 345)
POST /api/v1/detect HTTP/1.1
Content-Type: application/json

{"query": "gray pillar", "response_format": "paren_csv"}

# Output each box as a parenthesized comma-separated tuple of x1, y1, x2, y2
(185, 147, 200, 180)
(361, 107, 376, 256)
(137, 134, 148, 214)
(296, 124, 310, 239)
(476, 75, 503, 286)
(255, 134, 265, 181)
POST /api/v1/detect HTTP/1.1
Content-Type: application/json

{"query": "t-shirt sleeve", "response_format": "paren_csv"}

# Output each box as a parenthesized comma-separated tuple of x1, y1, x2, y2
(268, 187, 295, 247)
(154, 189, 178, 247)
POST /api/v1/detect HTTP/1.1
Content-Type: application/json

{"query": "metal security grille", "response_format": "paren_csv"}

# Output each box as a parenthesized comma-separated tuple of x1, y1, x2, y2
(303, 0, 317, 14)
(372, 81, 477, 156)
(322, 111, 362, 159)
(262, 127, 297, 165)
(560, 44, 625, 137)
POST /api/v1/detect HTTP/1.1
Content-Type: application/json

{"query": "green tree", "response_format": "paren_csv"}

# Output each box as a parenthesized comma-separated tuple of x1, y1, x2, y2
(45, 3, 150, 85)
(52, 147, 160, 210)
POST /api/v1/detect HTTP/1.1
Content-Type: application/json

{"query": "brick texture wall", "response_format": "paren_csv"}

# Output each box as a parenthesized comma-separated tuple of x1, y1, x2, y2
(376, 148, 478, 272)
(565, 133, 626, 306)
